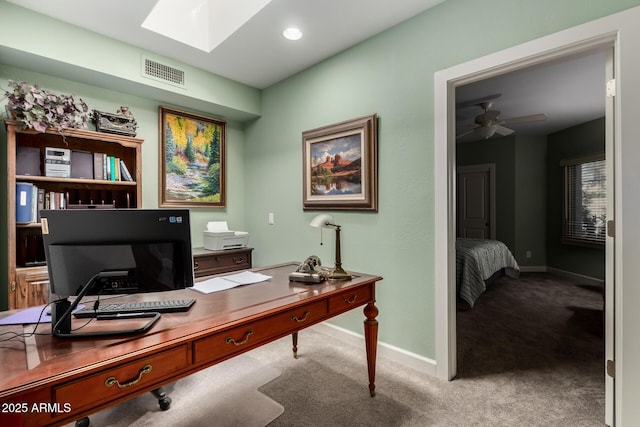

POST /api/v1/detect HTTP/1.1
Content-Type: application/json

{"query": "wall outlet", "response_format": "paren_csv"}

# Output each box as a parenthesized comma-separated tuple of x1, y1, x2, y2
(268, 212, 274, 225)
(526, 250, 532, 259)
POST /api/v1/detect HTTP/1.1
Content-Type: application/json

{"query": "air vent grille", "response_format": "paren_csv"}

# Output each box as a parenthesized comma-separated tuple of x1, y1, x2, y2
(143, 58, 185, 86)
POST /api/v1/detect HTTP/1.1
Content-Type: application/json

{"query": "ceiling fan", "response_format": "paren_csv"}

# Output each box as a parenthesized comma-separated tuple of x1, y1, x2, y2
(456, 97, 547, 140)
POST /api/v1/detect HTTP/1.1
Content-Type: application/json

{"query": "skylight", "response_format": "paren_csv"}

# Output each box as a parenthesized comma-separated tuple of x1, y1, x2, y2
(142, 0, 272, 52)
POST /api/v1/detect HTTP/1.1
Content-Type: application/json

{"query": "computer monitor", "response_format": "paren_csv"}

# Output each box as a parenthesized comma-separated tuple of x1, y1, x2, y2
(40, 208, 194, 337)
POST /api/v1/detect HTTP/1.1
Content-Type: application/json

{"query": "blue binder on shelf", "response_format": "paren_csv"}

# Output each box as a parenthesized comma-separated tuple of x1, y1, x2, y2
(16, 182, 34, 224)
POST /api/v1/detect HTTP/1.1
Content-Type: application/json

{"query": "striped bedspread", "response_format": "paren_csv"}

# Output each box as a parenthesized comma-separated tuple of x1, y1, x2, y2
(456, 238, 520, 307)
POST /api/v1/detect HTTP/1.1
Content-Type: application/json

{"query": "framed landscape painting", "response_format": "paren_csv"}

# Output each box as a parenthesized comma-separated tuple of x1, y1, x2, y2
(302, 114, 378, 211)
(159, 106, 226, 208)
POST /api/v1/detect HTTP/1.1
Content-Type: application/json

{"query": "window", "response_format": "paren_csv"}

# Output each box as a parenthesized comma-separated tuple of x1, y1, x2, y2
(562, 155, 606, 246)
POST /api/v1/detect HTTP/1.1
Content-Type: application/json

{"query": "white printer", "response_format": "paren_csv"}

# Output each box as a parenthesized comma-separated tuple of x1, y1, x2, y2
(203, 221, 249, 251)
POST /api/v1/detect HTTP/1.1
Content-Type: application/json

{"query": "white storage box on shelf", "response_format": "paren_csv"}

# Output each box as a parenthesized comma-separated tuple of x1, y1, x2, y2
(203, 221, 249, 251)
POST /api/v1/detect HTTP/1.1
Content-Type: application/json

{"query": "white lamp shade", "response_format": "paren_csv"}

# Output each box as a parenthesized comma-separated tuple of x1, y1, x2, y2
(310, 214, 334, 228)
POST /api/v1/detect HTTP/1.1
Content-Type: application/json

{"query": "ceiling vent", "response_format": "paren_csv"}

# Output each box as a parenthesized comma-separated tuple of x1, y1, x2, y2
(141, 56, 185, 87)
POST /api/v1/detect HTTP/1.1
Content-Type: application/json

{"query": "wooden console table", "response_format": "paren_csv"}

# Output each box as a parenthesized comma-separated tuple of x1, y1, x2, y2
(0, 263, 382, 426)
(192, 247, 253, 277)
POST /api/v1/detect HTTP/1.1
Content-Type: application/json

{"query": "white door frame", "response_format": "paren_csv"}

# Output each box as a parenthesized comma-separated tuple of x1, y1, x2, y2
(603, 46, 615, 426)
(434, 18, 620, 426)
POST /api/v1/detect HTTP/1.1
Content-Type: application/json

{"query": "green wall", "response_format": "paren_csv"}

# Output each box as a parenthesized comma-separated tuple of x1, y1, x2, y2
(514, 135, 548, 266)
(1, 0, 637, 355)
(546, 118, 605, 279)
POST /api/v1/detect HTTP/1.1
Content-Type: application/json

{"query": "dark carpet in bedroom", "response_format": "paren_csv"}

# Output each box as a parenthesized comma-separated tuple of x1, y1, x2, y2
(456, 272, 604, 422)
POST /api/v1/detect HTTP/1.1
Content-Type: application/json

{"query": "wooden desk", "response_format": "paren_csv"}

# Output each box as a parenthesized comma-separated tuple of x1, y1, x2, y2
(0, 263, 382, 426)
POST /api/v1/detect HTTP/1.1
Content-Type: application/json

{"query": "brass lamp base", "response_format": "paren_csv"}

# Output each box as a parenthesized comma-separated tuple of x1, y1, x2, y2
(328, 266, 352, 281)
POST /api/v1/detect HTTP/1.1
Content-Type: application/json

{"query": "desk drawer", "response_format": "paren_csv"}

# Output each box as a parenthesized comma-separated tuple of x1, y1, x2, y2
(53, 346, 188, 414)
(329, 285, 372, 313)
(193, 249, 252, 277)
(194, 300, 327, 364)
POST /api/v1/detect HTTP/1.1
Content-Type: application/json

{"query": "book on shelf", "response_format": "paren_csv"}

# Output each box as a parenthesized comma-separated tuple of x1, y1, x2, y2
(16, 182, 34, 224)
(30, 185, 37, 223)
(15, 183, 48, 224)
(36, 187, 44, 222)
(45, 191, 67, 210)
(114, 157, 120, 181)
(93, 152, 104, 180)
(79, 152, 132, 182)
(120, 160, 133, 181)
(107, 156, 120, 181)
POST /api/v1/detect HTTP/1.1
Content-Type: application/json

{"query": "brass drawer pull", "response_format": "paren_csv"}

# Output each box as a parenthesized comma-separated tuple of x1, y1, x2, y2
(105, 364, 152, 389)
(291, 310, 311, 323)
(225, 329, 253, 346)
(342, 294, 358, 304)
(193, 261, 199, 271)
(233, 256, 244, 264)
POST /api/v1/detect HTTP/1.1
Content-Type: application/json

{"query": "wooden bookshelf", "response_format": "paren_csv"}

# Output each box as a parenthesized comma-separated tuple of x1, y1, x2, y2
(4, 119, 143, 309)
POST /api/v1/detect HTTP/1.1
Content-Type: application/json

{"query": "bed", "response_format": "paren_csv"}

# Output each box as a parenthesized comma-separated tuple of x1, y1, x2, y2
(456, 238, 520, 307)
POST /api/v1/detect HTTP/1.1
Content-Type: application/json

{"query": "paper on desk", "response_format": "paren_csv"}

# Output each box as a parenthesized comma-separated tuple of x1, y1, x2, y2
(191, 271, 272, 294)
(0, 304, 85, 325)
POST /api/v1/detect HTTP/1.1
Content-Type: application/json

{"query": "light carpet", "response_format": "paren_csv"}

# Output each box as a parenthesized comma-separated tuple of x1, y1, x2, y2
(66, 354, 283, 427)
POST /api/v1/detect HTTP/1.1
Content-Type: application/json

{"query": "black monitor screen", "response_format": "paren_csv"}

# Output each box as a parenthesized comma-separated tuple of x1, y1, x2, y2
(41, 209, 194, 297)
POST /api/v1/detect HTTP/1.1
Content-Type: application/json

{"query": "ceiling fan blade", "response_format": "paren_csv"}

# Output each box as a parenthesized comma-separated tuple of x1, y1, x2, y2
(502, 113, 547, 125)
(456, 129, 478, 139)
(494, 125, 514, 136)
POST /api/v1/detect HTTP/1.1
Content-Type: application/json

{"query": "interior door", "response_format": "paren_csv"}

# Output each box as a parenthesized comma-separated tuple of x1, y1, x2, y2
(457, 164, 495, 239)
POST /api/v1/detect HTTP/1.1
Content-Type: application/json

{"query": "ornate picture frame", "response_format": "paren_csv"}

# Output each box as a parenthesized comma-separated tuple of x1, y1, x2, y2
(159, 106, 226, 208)
(302, 114, 378, 211)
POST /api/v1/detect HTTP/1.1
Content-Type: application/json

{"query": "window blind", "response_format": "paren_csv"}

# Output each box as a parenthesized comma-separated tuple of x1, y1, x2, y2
(564, 158, 606, 244)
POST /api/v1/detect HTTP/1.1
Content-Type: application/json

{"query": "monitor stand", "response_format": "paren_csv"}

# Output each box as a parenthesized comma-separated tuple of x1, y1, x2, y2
(51, 298, 72, 334)
(51, 271, 160, 338)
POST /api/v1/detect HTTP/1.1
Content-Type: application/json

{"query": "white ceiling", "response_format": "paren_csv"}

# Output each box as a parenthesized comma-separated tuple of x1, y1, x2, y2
(8, 0, 445, 89)
(6, 0, 606, 133)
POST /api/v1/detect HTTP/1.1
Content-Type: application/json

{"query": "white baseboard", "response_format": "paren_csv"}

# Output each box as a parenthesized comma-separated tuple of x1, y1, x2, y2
(518, 265, 604, 287)
(545, 267, 604, 287)
(314, 322, 437, 377)
(519, 265, 547, 273)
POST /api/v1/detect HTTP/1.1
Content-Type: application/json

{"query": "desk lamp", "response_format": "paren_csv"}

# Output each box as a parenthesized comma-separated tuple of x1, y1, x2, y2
(310, 214, 352, 280)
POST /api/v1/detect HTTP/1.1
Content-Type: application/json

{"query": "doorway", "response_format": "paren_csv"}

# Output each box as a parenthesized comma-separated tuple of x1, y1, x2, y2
(434, 31, 617, 425)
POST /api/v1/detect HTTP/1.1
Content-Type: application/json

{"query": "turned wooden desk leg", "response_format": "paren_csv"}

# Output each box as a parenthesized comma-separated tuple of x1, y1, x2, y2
(292, 331, 299, 359)
(364, 301, 379, 397)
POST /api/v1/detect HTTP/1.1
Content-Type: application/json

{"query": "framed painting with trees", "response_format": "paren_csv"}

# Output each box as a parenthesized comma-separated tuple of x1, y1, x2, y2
(159, 106, 226, 208)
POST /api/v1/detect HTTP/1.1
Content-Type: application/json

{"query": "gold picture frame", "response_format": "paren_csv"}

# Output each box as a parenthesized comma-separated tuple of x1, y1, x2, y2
(302, 114, 378, 211)
(159, 106, 226, 208)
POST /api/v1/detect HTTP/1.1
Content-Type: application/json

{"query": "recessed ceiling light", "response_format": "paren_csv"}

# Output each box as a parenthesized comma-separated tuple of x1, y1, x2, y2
(283, 27, 303, 41)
